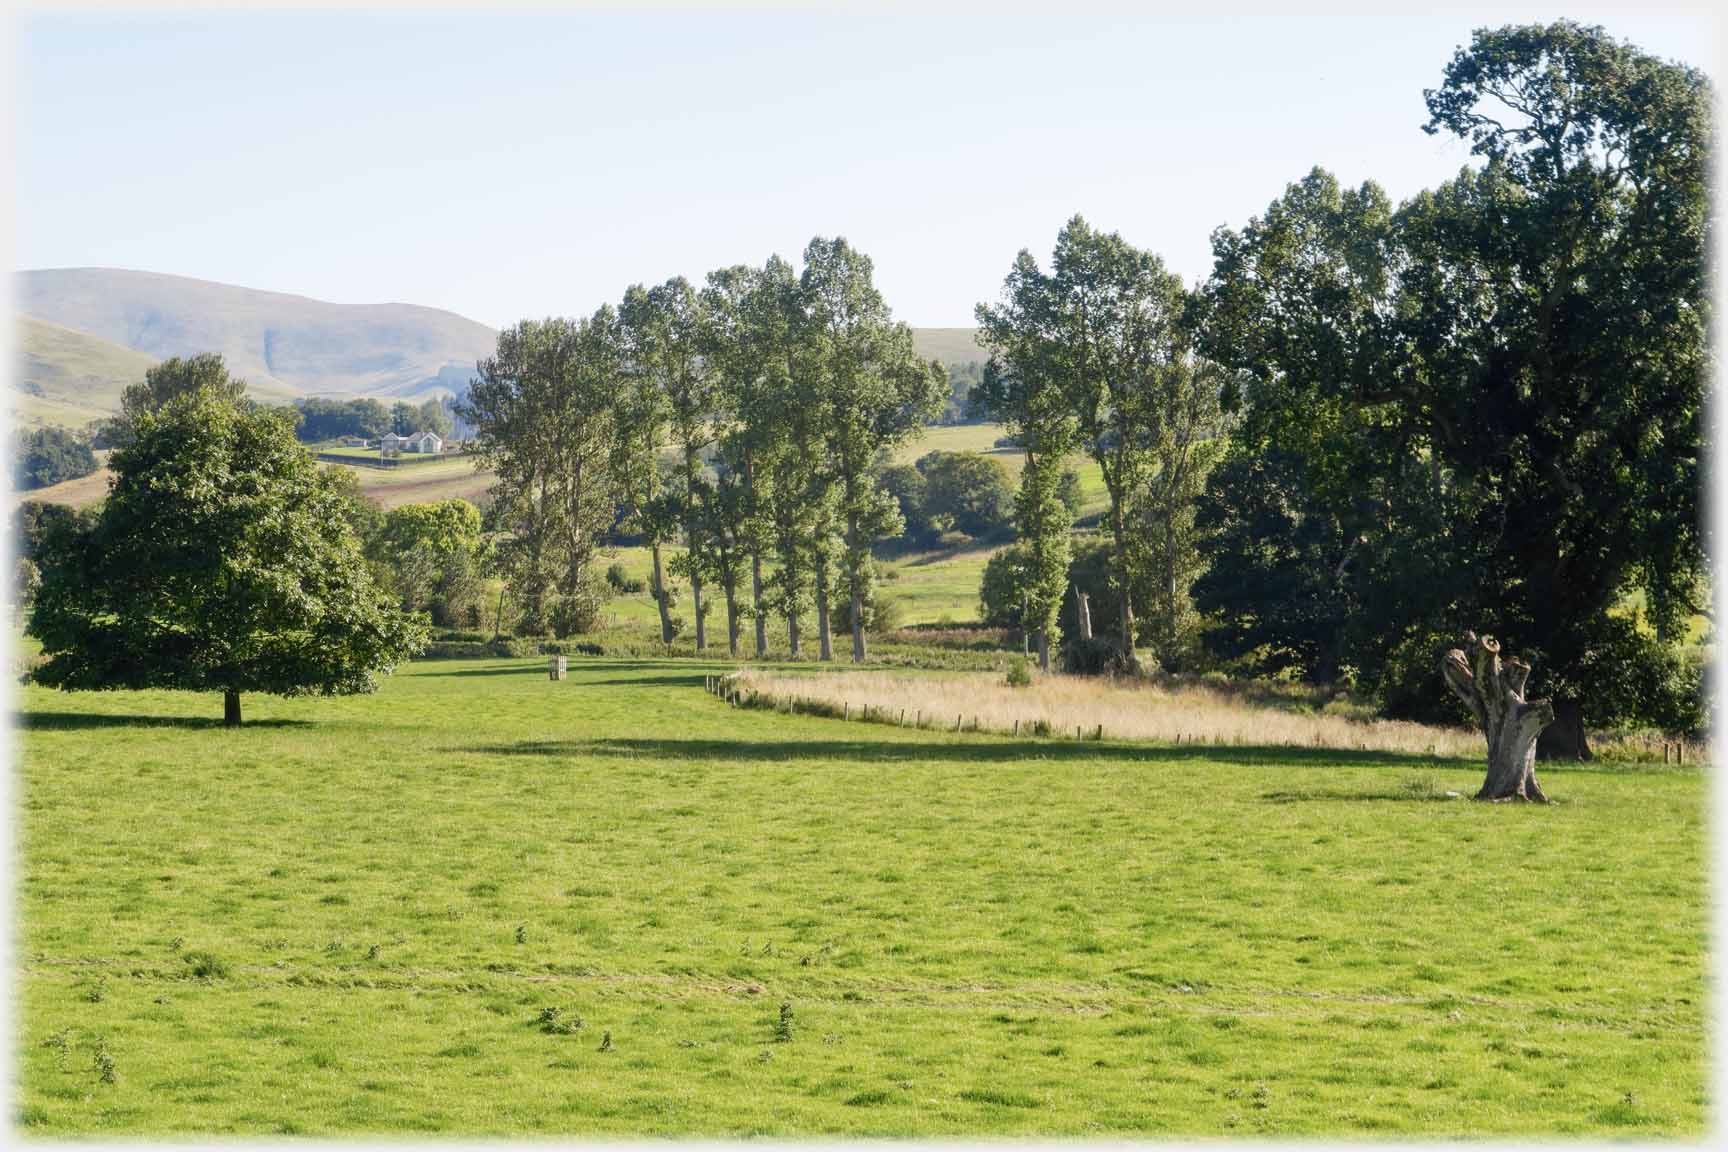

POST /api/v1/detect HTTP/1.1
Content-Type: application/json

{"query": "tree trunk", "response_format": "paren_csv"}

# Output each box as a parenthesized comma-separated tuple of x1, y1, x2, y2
(1075, 586, 1093, 641)
(1442, 632, 1557, 802)
(751, 553, 767, 657)
(1110, 499, 1137, 667)
(725, 585, 740, 657)
(787, 606, 801, 658)
(223, 690, 241, 728)
(1036, 627, 1050, 673)
(1164, 517, 1178, 658)
(846, 507, 867, 664)
(686, 448, 705, 651)
(1537, 698, 1593, 761)
(850, 586, 867, 663)
(651, 542, 674, 643)
(692, 570, 706, 651)
(815, 564, 833, 662)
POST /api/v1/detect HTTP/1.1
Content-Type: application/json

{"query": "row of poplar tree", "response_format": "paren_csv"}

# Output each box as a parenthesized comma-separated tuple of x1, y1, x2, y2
(458, 237, 948, 662)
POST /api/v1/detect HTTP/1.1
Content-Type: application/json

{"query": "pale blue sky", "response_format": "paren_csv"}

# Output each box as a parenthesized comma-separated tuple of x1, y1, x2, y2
(13, 5, 1720, 329)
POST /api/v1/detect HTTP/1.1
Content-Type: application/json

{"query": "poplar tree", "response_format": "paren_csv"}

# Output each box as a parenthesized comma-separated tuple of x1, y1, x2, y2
(617, 286, 678, 643)
(800, 237, 947, 663)
(701, 262, 784, 657)
(1045, 217, 1188, 669)
(460, 313, 621, 637)
(974, 253, 1078, 672)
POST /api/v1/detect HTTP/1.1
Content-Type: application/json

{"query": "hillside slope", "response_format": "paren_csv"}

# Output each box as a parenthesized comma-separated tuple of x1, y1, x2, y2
(18, 268, 496, 401)
(12, 317, 159, 429)
(911, 326, 983, 367)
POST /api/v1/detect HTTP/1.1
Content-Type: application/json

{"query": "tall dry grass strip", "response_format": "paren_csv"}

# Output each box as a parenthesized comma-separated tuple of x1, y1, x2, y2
(731, 669, 1484, 759)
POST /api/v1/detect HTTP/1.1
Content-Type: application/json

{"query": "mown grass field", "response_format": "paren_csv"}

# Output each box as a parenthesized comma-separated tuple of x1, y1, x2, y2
(14, 655, 1706, 1137)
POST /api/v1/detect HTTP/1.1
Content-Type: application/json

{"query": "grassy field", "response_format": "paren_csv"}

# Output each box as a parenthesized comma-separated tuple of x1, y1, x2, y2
(14, 655, 1706, 1137)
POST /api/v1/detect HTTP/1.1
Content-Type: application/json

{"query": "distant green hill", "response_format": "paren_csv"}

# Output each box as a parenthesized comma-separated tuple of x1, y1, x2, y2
(18, 268, 496, 402)
(911, 327, 984, 367)
(13, 316, 158, 429)
(12, 315, 303, 431)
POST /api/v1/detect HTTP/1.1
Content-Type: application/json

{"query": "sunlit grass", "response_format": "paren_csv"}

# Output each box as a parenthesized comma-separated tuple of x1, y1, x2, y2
(13, 655, 1706, 1136)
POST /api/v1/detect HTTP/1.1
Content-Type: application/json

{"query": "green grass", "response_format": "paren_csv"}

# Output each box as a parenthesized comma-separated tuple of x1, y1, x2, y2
(14, 656, 1706, 1137)
(882, 544, 1000, 625)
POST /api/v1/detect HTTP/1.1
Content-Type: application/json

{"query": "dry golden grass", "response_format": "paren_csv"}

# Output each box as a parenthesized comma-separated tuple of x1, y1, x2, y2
(731, 667, 1483, 758)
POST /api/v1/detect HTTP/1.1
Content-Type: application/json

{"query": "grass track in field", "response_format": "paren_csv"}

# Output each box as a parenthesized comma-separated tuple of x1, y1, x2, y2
(15, 656, 1706, 1137)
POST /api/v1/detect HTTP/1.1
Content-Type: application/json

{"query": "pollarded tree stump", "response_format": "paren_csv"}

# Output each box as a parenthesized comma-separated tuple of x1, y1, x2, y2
(1442, 632, 1556, 803)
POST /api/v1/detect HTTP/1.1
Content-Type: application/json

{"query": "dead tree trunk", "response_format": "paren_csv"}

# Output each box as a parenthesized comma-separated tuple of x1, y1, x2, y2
(1075, 586, 1093, 641)
(1441, 632, 1556, 803)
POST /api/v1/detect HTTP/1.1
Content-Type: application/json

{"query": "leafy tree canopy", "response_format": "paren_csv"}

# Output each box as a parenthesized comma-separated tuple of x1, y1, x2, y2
(27, 384, 425, 725)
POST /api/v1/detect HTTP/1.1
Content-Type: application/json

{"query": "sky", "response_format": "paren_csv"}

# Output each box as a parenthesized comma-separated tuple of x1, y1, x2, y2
(11, 4, 1722, 330)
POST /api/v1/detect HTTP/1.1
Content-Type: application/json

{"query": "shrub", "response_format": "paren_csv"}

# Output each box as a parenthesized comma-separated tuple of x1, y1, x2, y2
(1004, 656, 1033, 688)
(1062, 635, 1124, 677)
(978, 545, 1028, 628)
(605, 563, 645, 594)
(550, 588, 605, 637)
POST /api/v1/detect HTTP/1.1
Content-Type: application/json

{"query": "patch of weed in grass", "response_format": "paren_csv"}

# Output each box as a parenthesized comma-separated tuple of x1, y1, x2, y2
(1594, 1094, 1651, 1127)
(181, 951, 228, 979)
(959, 1087, 1040, 1109)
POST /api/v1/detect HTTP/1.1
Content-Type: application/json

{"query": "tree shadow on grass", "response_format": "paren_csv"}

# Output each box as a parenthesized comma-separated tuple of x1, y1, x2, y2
(412, 663, 543, 677)
(1261, 785, 1474, 804)
(19, 712, 312, 731)
(469, 735, 1460, 769)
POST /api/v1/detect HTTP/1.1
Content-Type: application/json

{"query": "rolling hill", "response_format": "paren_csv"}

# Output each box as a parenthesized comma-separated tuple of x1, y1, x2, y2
(12, 315, 305, 430)
(911, 326, 984, 366)
(13, 268, 984, 429)
(17, 268, 497, 402)
(13, 317, 160, 429)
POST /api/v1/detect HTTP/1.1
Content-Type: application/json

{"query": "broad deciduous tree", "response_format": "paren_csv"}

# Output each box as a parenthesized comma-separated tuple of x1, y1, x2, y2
(28, 385, 424, 726)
